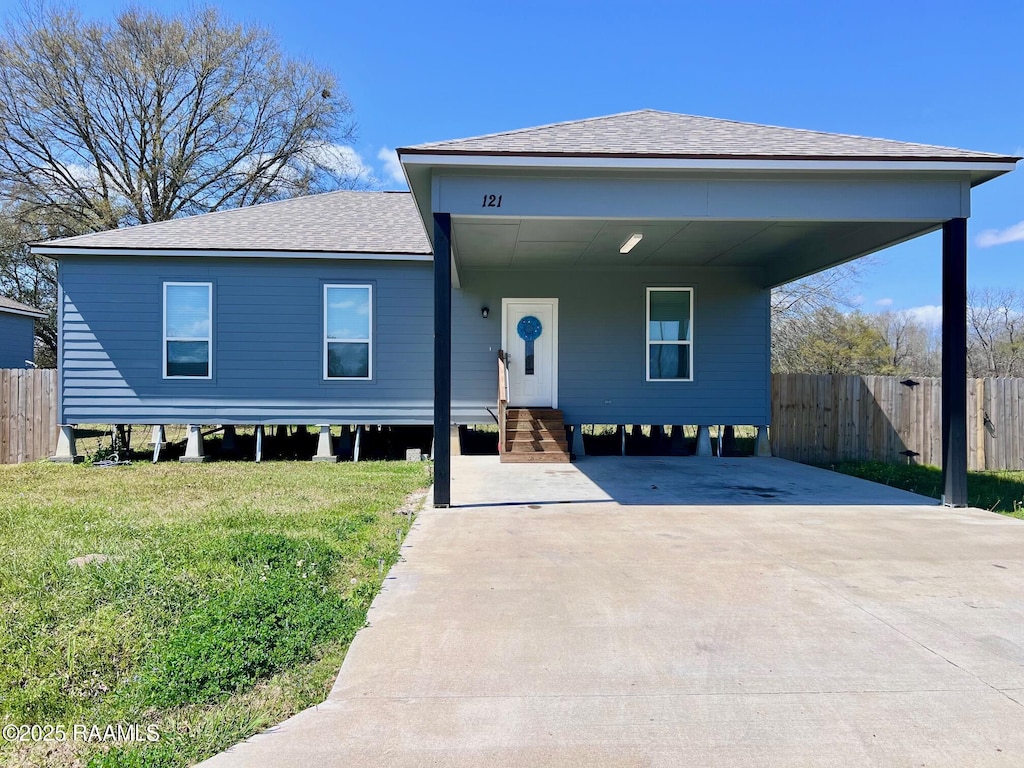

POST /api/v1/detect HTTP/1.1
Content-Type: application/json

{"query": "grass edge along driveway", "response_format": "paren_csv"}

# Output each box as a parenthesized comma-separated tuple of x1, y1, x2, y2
(0, 460, 430, 768)
(827, 460, 1024, 518)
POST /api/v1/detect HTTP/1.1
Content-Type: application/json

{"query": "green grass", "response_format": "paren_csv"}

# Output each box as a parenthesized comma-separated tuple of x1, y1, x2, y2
(0, 460, 430, 767)
(827, 461, 1024, 518)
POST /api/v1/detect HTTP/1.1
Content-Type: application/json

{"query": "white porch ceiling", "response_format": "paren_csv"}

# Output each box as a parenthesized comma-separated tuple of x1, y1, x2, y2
(450, 216, 935, 285)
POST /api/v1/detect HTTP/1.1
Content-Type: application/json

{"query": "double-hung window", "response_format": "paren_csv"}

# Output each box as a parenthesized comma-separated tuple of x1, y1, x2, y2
(324, 284, 372, 380)
(163, 282, 212, 378)
(646, 287, 693, 381)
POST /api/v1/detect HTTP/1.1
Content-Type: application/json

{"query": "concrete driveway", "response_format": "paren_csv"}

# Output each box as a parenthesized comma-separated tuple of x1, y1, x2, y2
(200, 457, 1024, 767)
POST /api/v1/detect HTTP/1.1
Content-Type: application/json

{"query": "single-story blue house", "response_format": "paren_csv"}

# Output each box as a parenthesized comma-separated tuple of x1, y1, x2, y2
(31, 110, 1018, 505)
(0, 295, 46, 368)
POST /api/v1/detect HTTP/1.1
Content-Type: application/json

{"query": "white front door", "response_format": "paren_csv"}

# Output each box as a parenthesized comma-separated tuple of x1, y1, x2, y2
(503, 299, 558, 408)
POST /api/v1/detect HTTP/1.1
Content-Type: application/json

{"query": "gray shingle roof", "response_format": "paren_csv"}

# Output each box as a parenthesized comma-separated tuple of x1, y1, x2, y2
(402, 109, 1014, 161)
(37, 191, 432, 254)
(0, 295, 46, 318)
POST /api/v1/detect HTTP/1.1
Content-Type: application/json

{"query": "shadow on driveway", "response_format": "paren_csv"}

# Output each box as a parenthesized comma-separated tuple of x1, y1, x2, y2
(450, 455, 936, 508)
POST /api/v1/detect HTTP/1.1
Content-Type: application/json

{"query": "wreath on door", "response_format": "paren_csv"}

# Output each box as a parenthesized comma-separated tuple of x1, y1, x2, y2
(516, 315, 543, 342)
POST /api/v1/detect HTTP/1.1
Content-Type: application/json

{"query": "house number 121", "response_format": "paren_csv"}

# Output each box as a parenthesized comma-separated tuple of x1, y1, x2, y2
(481, 194, 503, 208)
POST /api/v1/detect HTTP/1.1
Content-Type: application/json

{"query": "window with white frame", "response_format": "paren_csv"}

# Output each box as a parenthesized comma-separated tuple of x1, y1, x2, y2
(324, 284, 372, 379)
(646, 287, 693, 381)
(164, 282, 212, 378)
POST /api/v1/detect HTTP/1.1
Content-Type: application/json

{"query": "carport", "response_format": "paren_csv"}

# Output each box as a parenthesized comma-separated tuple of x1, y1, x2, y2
(396, 110, 1018, 507)
(199, 456, 1024, 767)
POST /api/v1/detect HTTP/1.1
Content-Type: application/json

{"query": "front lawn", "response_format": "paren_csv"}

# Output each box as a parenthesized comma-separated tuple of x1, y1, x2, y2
(827, 461, 1024, 518)
(0, 461, 430, 767)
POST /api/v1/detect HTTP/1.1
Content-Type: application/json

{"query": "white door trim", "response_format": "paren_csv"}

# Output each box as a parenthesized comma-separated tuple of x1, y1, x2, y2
(501, 298, 558, 409)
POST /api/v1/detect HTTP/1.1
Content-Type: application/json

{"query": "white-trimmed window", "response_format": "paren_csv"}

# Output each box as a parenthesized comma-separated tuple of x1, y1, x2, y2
(324, 284, 372, 380)
(646, 287, 693, 381)
(163, 282, 212, 379)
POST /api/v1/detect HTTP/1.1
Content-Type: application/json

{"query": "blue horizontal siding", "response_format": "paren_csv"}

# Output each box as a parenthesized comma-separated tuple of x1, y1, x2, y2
(59, 255, 769, 427)
(452, 267, 770, 426)
(0, 313, 37, 368)
(59, 256, 436, 424)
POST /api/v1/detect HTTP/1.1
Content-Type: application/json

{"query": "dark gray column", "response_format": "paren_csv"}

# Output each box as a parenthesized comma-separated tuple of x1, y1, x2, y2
(433, 213, 452, 507)
(941, 218, 968, 507)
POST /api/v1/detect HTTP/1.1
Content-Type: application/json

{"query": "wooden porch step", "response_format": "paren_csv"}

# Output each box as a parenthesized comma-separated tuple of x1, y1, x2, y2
(507, 441, 566, 453)
(500, 451, 571, 463)
(506, 417, 564, 427)
(501, 407, 570, 463)
(506, 410, 565, 428)
(505, 430, 569, 442)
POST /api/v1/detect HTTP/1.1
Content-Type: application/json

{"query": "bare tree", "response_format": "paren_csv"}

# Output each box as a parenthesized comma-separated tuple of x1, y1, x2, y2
(870, 310, 941, 376)
(968, 288, 1024, 377)
(0, 3, 357, 231)
(771, 261, 871, 371)
(771, 262, 867, 320)
(0, 3, 360, 363)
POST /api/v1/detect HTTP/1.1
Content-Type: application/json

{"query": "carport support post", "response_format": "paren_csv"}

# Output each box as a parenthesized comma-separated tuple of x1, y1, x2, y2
(941, 218, 968, 507)
(433, 212, 452, 507)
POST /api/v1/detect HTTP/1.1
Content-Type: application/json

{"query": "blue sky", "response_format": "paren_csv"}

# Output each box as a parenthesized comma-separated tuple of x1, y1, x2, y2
(69, 0, 1024, 322)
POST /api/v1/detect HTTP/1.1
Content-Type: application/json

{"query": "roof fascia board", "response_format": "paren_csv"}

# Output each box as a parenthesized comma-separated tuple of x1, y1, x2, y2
(0, 305, 47, 319)
(400, 153, 1017, 174)
(31, 247, 433, 260)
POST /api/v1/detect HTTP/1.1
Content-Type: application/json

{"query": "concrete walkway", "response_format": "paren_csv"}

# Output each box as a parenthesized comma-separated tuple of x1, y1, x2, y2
(200, 457, 1024, 767)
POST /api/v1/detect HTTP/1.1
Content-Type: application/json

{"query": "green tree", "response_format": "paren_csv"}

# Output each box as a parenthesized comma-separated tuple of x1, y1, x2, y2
(774, 307, 896, 375)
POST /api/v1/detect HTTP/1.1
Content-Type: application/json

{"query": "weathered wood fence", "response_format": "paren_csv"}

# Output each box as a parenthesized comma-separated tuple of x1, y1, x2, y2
(771, 374, 1024, 471)
(0, 369, 58, 464)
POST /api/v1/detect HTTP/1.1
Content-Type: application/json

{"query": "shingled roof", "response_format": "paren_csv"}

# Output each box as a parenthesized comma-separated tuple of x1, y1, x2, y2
(0, 295, 46, 318)
(36, 191, 432, 254)
(401, 109, 1015, 161)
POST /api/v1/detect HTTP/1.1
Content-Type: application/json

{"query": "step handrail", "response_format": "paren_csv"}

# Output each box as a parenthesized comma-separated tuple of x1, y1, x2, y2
(497, 350, 509, 454)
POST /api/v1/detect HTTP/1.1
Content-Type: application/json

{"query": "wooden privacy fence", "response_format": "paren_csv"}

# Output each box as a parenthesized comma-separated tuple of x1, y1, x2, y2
(771, 373, 1024, 471)
(0, 368, 58, 464)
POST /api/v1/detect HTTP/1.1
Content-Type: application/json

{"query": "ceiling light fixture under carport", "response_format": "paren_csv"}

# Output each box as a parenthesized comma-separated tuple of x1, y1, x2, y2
(620, 233, 643, 254)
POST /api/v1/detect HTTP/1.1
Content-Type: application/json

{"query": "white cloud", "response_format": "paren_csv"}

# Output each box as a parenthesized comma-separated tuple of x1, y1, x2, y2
(906, 304, 943, 328)
(62, 161, 99, 185)
(851, 294, 865, 307)
(874, 297, 894, 307)
(376, 147, 407, 187)
(312, 144, 374, 181)
(976, 220, 1024, 248)
(236, 144, 376, 189)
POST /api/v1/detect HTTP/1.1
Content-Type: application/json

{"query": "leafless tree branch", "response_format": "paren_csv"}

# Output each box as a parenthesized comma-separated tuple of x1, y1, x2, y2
(0, 3, 358, 231)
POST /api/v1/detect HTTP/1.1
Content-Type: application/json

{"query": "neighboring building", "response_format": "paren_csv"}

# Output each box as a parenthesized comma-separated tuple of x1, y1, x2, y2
(0, 296, 46, 368)
(31, 110, 1018, 505)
